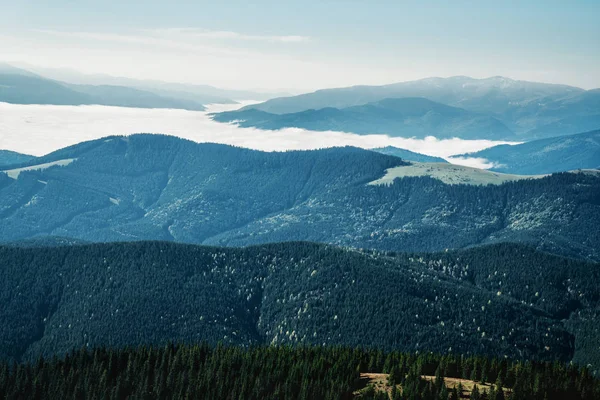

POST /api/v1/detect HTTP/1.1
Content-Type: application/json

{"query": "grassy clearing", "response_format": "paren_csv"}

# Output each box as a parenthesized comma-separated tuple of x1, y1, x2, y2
(355, 373, 511, 399)
(369, 162, 544, 186)
(2, 158, 75, 179)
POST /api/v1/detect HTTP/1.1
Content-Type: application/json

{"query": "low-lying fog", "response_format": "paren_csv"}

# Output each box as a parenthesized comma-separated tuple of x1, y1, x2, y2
(0, 102, 515, 169)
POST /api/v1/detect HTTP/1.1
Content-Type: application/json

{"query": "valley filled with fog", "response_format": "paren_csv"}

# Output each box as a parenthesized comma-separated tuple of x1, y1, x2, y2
(0, 101, 515, 168)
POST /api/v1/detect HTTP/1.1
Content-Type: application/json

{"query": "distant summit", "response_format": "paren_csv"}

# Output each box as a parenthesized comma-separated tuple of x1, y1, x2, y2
(213, 76, 598, 140)
(213, 97, 513, 139)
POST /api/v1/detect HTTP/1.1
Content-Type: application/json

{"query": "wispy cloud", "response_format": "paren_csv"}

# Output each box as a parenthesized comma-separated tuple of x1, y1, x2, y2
(147, 28, 310, 43)
(32, 29, 253, 57)
(445, 156, 507, 170)
(1, 29, 380, 91)
(32, 27, 310, 57)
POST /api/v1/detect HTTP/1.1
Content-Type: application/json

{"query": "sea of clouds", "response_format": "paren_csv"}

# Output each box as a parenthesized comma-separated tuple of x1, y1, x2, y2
(0, 101, 510, 168)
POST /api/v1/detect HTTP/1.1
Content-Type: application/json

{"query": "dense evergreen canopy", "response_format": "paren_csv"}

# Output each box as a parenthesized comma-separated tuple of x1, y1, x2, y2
(0, 241, 598, 374)
(1, 344, 598, 399)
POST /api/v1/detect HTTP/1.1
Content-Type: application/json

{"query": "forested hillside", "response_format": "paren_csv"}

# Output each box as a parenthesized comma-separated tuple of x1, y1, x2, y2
(461, 129, 600, 175)
(1, 241, 599, 373)
(371, 147, 447, 163)
(1, 134, 599, 261)
(2, 344, 599, 400)
(0, 150, 34, 168)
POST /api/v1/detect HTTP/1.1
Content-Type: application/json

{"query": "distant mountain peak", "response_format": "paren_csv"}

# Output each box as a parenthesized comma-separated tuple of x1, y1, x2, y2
(0, 62, 40, 78)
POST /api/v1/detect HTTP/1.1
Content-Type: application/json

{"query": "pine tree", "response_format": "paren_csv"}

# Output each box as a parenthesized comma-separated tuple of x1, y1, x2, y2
(480, 361, 488, 385)
(494, 376, 505, 400)
(391, 384, 399, 399)
(435, 366, 445, 392)
(388, 366, 398, 386)
(439, 383, 449, 400)
(450, 387, 459, 400)
(470, 384, 481, 400)
(457, 382, 464, 398)
(470, 362, 479, 383)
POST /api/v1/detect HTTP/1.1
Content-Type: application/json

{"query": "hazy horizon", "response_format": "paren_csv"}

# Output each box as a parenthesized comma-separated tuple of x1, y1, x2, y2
(1, 0, 599, 91)
(4, 60, 599, 94)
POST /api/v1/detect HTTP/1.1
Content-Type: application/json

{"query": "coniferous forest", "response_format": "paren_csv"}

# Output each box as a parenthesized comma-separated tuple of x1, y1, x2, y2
(0, 241, 599, 398)
(2, 4, 600, 398)
(1, 344, 599, 400)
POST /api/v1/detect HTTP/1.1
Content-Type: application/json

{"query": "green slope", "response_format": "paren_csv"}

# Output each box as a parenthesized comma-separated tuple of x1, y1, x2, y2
(1, 134, 599, 261)
(1, 241, 598, 368)
(462, 129, 600, 175)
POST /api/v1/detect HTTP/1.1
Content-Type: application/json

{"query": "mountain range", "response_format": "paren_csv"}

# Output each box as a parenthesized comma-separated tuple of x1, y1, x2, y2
(0, 71, 207, 111)
(213, 76, 600, 140)
(16, 63, 290, 102)
(4, 64, 599, 142)
(462, 129, 600, 175)
(1, 134, 599, 261)
(0, 63, 284, 110)
(212, 97, 514, 139)
(1, 240, 598, 371)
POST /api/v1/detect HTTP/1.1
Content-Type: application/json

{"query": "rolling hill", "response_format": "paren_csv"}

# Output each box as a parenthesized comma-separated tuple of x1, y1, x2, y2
(213, 97, 514, 139)
(462, 129, 600, 175)
(1, 240, 598, 369)
(0, 150, 35, 167)
(0, 73, 94, 106)
(0, 134, 599, 261)
(0, 72, 207, 110)
(371, 147, 447, 163)
(64, 83, 208, 110)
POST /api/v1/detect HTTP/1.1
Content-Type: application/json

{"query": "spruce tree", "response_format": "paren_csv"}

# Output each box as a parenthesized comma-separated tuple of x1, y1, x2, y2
(450, 387, 459, 400)
(470, 384, 481, 400)
(439, 383, 449, 400)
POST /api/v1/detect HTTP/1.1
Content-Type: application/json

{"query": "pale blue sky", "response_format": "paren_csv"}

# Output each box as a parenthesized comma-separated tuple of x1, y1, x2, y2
(1, 0, 598, 90)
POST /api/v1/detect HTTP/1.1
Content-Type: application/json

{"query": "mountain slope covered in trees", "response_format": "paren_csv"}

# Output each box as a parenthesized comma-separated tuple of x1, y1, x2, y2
(2, 343, 599, 400)
(461, 129, 600, 175)
(1, 134, 599, 261)
(371, 147, 447, 163)
(0, 150, 35, 167)
(1, 241, 599, 372)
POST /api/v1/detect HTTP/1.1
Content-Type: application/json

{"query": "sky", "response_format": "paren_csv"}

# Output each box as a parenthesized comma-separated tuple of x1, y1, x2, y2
(0, 0, 599, 91)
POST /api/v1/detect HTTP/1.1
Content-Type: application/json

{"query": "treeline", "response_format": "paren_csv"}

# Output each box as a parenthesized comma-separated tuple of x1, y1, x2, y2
(1, 344, 599, 400)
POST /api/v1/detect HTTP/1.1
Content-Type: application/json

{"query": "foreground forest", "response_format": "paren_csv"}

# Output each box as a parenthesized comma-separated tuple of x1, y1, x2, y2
(1, 344, 599, 400)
